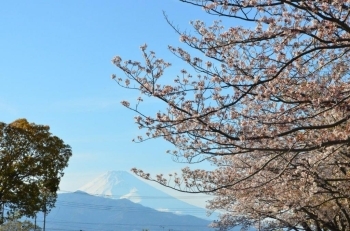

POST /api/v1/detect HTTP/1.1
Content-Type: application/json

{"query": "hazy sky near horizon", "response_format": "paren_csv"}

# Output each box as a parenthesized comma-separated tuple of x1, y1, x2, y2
(0, 1, 223, 206)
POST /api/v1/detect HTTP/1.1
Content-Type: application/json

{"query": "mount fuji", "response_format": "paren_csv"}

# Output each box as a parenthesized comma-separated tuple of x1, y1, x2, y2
(28, 171, 252, 231)
(78, 171, 215, 220)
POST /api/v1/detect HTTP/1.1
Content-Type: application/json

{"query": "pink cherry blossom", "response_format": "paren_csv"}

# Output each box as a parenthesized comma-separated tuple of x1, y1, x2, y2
(112, 1, 350, 230)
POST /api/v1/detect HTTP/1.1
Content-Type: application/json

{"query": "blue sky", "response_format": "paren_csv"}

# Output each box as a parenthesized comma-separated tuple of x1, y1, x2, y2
(0, 1, 220, 206)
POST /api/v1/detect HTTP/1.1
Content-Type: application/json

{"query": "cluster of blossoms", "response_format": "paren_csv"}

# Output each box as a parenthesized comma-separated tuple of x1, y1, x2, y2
(113, 0, 350, 230)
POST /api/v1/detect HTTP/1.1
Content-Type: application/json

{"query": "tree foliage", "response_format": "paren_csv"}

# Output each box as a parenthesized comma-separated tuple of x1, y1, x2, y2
(0, 119, 72, 222)
(113, 0, 350, 230)
(0, 220, 41, 231)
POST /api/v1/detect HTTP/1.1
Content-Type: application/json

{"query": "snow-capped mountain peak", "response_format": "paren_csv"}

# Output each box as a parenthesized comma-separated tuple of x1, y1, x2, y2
(78, 170, 214, 220)
(78, 171, 142, 202)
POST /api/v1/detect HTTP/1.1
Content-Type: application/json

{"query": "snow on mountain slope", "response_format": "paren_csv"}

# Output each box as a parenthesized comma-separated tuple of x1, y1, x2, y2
(78, 171, 216, 220)
(80, 171, 142, 203)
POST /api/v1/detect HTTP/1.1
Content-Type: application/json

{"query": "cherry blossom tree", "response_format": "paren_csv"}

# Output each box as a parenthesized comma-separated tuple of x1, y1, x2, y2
(112, 1, 350, 230)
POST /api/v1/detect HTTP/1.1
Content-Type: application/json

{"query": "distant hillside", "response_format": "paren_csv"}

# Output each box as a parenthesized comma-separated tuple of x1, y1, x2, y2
(33, 191, 215, 231)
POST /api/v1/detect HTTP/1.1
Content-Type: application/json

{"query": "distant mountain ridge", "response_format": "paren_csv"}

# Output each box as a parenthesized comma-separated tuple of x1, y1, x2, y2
(33, 191, 215, 231)
(78, 171, 215, 220)
(27, 171, 253, 231)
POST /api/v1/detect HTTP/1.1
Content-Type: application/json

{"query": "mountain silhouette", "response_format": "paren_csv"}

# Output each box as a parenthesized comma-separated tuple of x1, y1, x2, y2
(33, 191, 215, 231)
